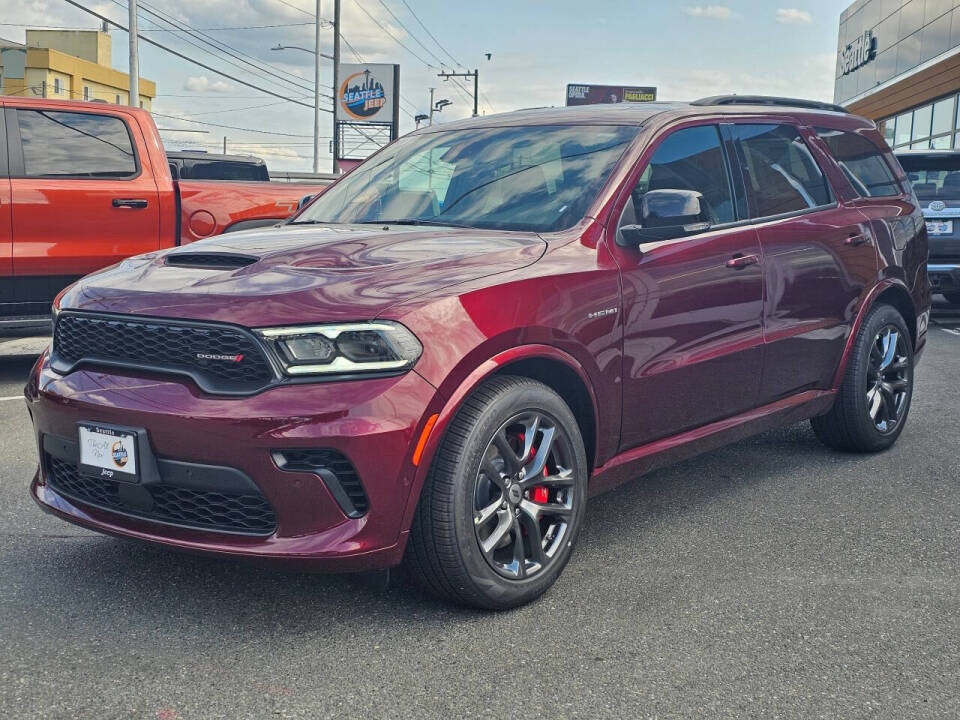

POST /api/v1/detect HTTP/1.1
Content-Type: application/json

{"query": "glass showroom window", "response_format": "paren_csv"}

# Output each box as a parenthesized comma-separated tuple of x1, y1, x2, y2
(883, 94, 960, 150)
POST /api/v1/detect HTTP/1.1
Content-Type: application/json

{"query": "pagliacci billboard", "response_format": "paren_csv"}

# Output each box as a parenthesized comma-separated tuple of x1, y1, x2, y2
(336, 63, 399, 123)
(566, 84, 657, 106)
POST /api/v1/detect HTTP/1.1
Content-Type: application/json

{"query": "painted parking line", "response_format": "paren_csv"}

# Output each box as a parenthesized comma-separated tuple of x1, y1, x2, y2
(943, 328, 960, 337)
(0, 396, 24, 402)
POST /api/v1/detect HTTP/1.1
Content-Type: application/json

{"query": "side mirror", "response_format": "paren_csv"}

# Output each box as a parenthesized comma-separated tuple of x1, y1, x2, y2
(297, 194, 316, 211)
(619, 189, 712, 246)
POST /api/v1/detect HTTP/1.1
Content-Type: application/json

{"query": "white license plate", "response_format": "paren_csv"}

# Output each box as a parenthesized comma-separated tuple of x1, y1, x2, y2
(926, 220, 953, 235)
(78, 424, 139, 481)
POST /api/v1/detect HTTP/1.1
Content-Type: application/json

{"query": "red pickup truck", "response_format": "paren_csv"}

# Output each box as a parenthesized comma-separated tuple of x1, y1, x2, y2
(0, 97, 331, 327)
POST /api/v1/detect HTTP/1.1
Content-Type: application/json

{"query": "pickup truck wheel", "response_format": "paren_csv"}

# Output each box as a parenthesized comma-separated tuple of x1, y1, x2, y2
(942, 291, 960, 305)
(404, 375, 588, 610)
(811, 303, 914, 453)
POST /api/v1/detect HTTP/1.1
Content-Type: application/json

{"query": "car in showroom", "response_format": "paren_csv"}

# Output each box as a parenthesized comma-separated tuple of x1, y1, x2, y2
(895, 149, 960, 304)
(25, 96, 929, 609)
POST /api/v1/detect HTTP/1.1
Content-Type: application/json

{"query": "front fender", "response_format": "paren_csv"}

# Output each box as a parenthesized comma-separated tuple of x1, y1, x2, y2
(399, 344, 599, 535)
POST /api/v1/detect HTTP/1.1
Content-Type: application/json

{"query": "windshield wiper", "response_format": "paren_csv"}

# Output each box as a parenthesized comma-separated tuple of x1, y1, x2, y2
(355, 218, 473, 229)
(287, 219, 334, 225)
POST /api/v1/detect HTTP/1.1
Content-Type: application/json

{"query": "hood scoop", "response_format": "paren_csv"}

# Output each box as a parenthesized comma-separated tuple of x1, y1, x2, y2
(165, 252, 259, 270)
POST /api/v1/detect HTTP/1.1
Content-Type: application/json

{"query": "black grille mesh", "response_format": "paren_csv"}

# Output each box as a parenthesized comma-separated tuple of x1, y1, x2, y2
(277, 448, 369, 515)
(165, 253, 258, 269)
(53, 313, 274, 392)
(46, 455, 277, 535)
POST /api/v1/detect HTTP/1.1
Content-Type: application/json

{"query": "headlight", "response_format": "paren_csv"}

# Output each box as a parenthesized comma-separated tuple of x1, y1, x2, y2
(256, 321, 422, 376)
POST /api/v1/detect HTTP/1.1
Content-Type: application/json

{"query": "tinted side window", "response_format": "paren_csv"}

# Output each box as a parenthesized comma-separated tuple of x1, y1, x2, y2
(815, 128, 901, 197)
(17, 110, 137, 178)
(627, 125, 735, 225)
(732, 124, 832, 218)
(186, 160, 267, 181)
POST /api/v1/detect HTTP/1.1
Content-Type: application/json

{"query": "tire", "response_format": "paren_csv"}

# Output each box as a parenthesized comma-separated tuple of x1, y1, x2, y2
(811, 303, 914, 453)
(404, 375, 588, 610)
(942, 291, 960, 305)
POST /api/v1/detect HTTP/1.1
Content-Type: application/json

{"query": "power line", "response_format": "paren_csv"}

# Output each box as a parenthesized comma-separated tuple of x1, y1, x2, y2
(129, 0, 324, 98)
(340, 34, 366, 63)
(351, 0, 435, 68)
(396, 0, 463, 69)
(273, 0, 315, 17)
(375, 0, 447, 68)
(61, 0, 320, 110)
(142, 22, 314, 31)
(170, 99, 299, 116)
(151, 111, 317, 136)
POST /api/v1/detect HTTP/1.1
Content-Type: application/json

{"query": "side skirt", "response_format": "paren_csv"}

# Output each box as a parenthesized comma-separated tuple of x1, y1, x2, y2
(588, 389, 836, 497)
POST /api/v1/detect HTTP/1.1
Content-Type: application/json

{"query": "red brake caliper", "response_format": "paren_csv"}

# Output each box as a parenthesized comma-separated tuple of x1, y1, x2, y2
(517, 433, 550, 503)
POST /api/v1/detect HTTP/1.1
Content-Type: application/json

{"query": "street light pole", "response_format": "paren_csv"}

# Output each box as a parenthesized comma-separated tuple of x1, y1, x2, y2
(428, 87, 434, 126)
(127, 0, 139, 107)
(313, 0, 321, 173)
(332, 0, 341, 175)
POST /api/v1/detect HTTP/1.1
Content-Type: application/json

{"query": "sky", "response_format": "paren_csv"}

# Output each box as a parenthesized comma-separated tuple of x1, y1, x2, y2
(1, 1, 851, 171)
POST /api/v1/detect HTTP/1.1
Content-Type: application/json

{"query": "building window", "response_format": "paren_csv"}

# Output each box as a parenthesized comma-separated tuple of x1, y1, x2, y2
(882, 93, 960, 150)
(53, 78, 61, 95)
(115, 94, 120, 104)
(83, 86, 90, 101)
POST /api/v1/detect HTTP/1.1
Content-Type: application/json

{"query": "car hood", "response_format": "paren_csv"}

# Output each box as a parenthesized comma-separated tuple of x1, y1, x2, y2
(61, 224, 547, 326)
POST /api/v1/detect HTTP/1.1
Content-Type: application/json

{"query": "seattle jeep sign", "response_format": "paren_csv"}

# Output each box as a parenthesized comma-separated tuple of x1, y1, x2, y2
(839, 30, 876, 76)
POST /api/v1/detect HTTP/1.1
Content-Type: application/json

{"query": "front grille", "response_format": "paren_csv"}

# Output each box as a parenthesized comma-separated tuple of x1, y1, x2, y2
(274, 448, 369, 517)
(52, 313, 274, 394)
(45, 455, 277, 535)
(165, 253, 258, 269)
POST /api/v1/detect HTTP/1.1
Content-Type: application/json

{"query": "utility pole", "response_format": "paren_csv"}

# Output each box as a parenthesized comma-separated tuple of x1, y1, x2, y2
(312, 0, 322, 173)
(437, 69, 479, 117)
(223, 136, 227, 154)
(428, 88, 435, 126)
(332, 0, 341, 174)
(127, 0, 139, 107)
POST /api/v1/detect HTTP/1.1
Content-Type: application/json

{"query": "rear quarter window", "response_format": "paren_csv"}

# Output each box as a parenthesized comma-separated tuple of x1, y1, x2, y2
(816, 128, 902, 198)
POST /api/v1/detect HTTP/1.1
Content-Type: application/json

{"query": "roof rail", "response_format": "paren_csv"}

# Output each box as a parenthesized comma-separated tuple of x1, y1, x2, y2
(691, 95, 849, 114)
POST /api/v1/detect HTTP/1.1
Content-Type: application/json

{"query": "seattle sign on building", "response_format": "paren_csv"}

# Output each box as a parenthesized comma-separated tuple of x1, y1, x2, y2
(839, 30, 876, 76)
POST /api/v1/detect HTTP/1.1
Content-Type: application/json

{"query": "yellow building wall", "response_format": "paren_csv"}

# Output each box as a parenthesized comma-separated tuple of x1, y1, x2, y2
(25, 30, 112, 66)
(1, 43, 154, 108)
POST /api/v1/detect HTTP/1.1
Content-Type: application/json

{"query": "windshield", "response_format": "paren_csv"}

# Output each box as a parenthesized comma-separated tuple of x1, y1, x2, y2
(294, 124, 639, 232)
(898, 154, 960, 202)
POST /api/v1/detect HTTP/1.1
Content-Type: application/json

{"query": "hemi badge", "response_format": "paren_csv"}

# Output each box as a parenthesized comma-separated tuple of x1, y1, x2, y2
(587, 308, 618, 319)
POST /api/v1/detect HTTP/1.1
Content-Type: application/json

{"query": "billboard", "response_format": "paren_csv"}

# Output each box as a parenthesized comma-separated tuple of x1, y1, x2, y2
(336, 63, 399, 123)
(566, 84, 657, 106)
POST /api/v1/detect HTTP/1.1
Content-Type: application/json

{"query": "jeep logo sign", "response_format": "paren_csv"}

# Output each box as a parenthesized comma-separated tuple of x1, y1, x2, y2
(839, 30, 876, 75)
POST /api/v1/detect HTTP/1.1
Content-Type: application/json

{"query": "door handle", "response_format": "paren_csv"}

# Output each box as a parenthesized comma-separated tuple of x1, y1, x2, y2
(726, 254, 759, 269)
(845, 233, 871, 246)
(112, 198, 148, 209)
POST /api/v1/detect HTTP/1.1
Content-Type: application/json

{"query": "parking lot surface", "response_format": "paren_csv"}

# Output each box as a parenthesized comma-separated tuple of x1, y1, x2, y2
(1, 306, 959, 719)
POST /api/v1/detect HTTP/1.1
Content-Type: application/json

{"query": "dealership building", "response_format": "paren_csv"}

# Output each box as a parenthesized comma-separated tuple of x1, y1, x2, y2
(837, 0, 960, 150)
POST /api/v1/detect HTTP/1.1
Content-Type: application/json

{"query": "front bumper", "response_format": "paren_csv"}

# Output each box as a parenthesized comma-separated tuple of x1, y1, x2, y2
(26, 353, 441, 571)
(928, 263, 960, 294)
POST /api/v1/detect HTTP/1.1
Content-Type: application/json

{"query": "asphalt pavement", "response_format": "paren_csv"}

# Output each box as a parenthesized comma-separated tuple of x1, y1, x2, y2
(1, 308, 958, 719)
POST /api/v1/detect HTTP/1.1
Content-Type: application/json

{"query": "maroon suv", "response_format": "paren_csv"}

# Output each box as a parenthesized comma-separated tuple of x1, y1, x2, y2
(26, 96, 930, 609)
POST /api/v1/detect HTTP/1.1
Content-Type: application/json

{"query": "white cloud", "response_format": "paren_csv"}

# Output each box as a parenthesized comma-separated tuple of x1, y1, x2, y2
(682, 5, 734, 19)
(776, 8, 813, 24)
(657, 53, 837, 104)
(183, 76, 234, 93)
